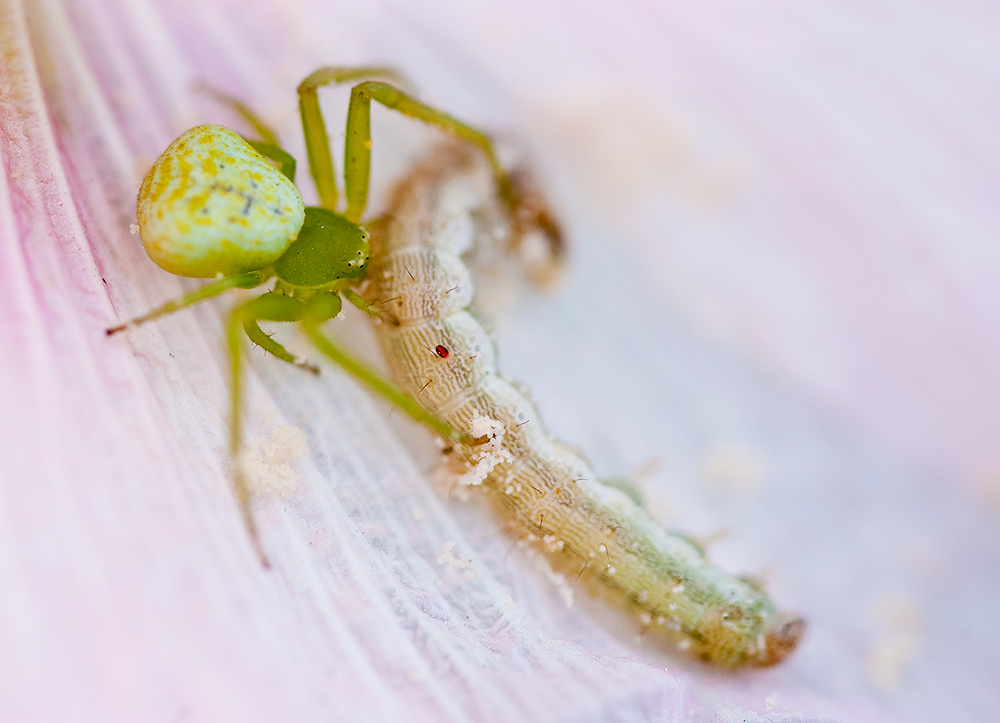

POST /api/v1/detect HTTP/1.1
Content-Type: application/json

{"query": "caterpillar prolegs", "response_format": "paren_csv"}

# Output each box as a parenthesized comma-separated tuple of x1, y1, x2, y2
(368, 143, 805, 668)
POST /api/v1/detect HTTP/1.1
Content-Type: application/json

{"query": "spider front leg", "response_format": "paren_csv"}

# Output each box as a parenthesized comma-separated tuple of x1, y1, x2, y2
(239, 293, 322, 375)
(235, 289, 467, 444)
(297, 66, 407, 211)
(226, 292, 320, 566)
(106, 271, 267, 335)
(225, 291, 345, 565)
(226, 288, 474, 562)
(296, 67, 507, 221)
(340, 80, 511, 222)
(197, 82, 282, 146)
(297, 67, 563, 268)
(299, 313, 470, 445)
(199, 83, 299, 183)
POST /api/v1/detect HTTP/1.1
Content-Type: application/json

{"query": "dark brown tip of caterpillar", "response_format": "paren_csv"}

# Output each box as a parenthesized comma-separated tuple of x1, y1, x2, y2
(755, 613, 806, 667)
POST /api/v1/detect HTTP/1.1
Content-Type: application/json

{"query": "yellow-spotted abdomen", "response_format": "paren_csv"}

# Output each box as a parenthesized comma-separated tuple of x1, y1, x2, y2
(137, 125, 305, 278)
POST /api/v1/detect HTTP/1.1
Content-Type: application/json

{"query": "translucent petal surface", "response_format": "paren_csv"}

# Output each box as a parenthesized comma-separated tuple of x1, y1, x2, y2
(1, 1, 997, 721)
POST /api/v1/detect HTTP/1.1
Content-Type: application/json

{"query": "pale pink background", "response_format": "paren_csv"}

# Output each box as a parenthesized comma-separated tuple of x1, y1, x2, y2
(1, 0, 997, 721)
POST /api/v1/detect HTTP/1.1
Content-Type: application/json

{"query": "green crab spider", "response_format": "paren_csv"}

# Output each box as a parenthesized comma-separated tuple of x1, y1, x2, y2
(108, 66, 548, 566)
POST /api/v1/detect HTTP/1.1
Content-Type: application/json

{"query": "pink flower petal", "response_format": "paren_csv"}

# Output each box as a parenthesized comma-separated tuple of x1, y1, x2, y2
(2, 1, 997, 722)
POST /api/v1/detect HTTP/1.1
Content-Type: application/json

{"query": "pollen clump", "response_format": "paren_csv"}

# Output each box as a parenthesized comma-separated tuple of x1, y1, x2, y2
(137, 125, 305, 278)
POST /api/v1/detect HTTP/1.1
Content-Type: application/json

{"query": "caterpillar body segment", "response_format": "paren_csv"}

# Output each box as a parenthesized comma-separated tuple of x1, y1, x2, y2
(369, 143, 804, 668)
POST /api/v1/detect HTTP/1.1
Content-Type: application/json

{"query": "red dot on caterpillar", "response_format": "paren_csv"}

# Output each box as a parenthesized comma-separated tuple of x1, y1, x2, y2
(434, 345, 450, 358)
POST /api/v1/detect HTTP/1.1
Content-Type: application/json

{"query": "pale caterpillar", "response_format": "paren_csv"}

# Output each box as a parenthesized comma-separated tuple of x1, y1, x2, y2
(368, 142, 805, 668)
